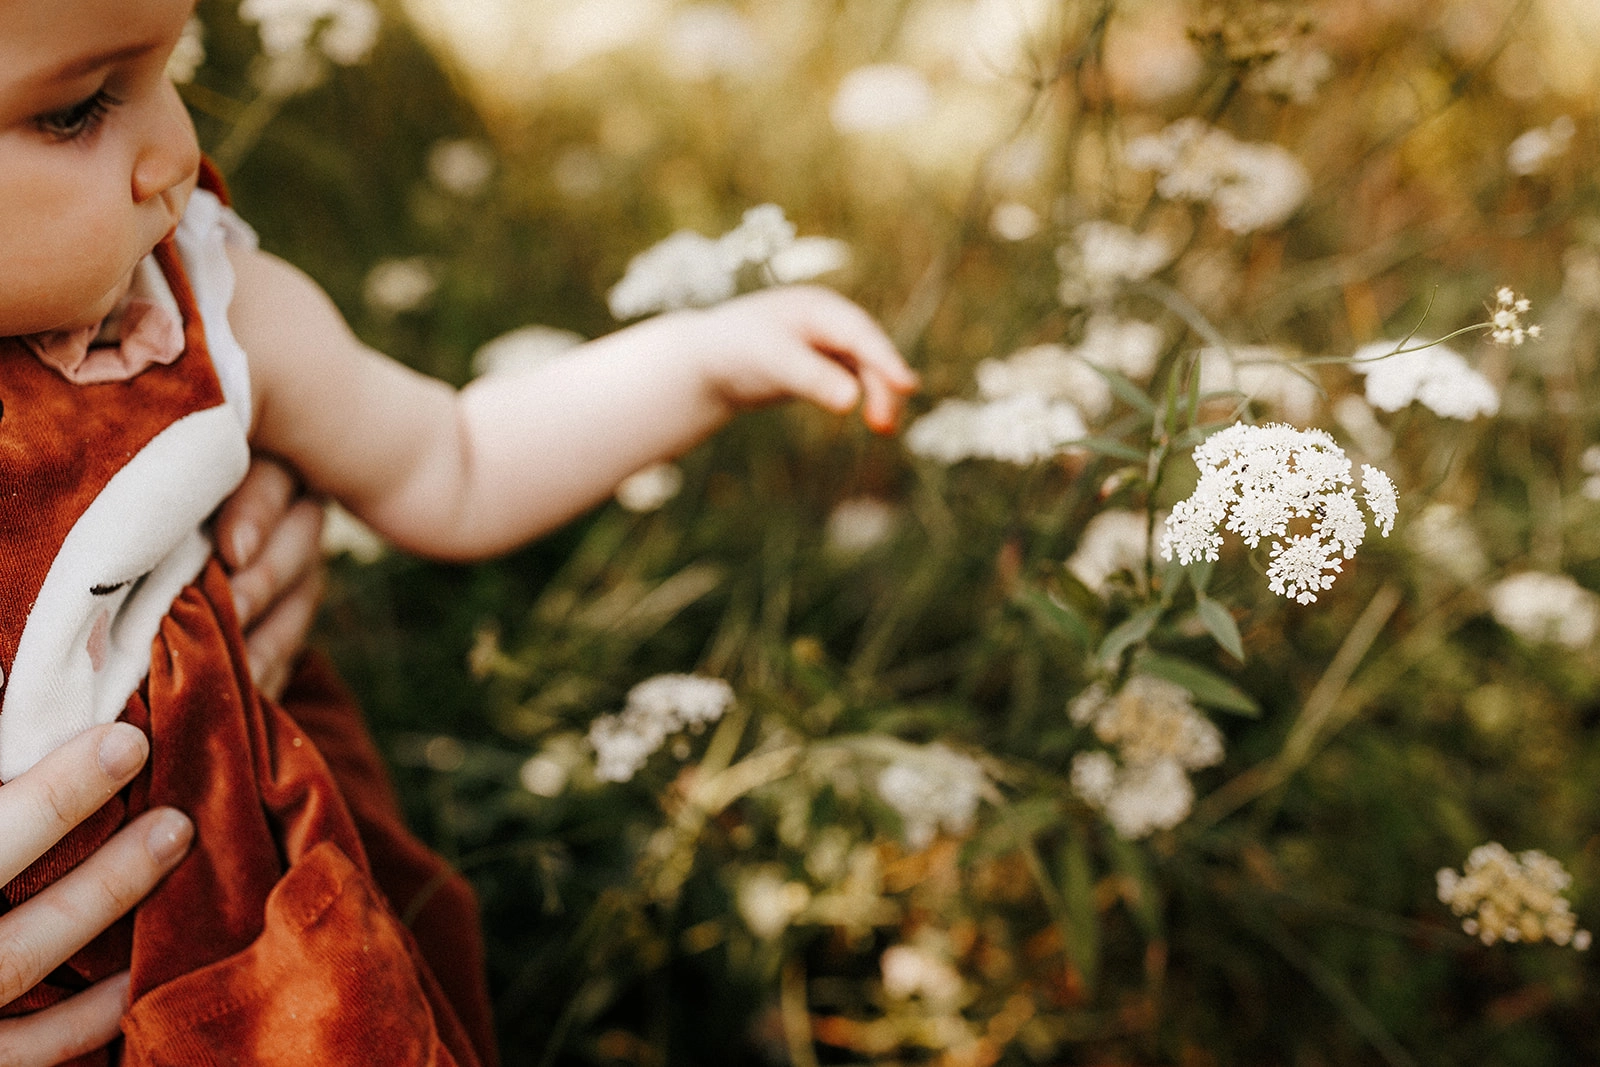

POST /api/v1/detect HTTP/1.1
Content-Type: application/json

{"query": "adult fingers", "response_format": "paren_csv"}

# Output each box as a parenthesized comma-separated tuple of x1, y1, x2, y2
(213, 456, 299, 571)
(0, 724, 149, 887)
(0, 808, 191, 1006)
(246, 564, 326, 701)
(0, 972, 129, 1067)
(229, 497, 324, 631)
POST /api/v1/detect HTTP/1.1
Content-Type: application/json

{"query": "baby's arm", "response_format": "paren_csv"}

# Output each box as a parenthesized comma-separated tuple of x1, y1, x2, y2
(229, 247, 916, 561)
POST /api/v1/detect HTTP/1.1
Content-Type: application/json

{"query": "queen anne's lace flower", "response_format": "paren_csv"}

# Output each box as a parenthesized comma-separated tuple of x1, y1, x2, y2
(1057, 222, 1173, 306)
(1489, 572, 1600, 649)
(1161, 422, 1397, 604)
(1488, 287, 1542, 346)
(1067, 510, 1155, 596)
(608, 205, 847, 318)
(905, 393, 1087, 466)
(976, 344, 1112, 418)
(588, 674, 735, 782)
(1351, 341, 1499, 419)
(1438, 843, 1591, 949)
(1069, 677, 1224, 839)
(1125, 119, 1310, 234)
(875, 743, 987, 850)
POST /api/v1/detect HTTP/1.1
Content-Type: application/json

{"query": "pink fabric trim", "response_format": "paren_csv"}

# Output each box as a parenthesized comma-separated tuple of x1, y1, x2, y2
(20, 298, 185, 386)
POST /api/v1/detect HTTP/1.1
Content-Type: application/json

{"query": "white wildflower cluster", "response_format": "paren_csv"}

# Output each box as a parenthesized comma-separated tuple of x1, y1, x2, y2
(1057, 221, 1173, 307)
(165, 18, 206, 83)
(239, 0, 379, 94)
(1068, 676, 1224, 839)
(1407, 503, 1488, 584)
(880, 942, 964, 1004)
(1350, 340, 1499, 420)
(1488, 287, 1542, 346)
(1488, 572, 1600, 649)
(607, 205, 850, 319)
(905, 393, 1087, 466)
(587, 674, 735, 783)
(1582, 446, 1600, 501)
(1125, 119, 1311, 234)
(1196, 345, 1320, 422)
(426, 138, 495, 198)
(976, 344, 1112, 419)
(1437, 843, 1591, 949)
(1079, 315, 1167, 379)
(1161, 423, 1397, 605)
(471, 325, 583, 379)
(614, 462, 684, 512)
(1246, 45, 1334, 104)
(1066, 509, 1154, 596)
(362, 257, 436, 316)
(659, 3, 762, 83)
(825, 497, 898, 556)
(1507, 116, 1575, 177)
(736, 866, 812, 939)
(875, 743, 987, 850)
(829, 63, 934, 133)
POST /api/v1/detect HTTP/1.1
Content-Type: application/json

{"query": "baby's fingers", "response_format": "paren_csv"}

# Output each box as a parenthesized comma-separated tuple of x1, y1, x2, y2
(0, 972, 131, 1066)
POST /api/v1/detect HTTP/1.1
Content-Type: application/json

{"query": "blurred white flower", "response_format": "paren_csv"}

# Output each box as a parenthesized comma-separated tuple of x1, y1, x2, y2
(905, 393, 1087, 466)
(539, 0, 669, 72)
(881, 943, 963, 1004)
(608, 231, 735, 318)
(1438, 843, 1590, 948)
(1582, 446, 1600, 500)
(1067, 509, 1154, 596)
(1487, 287, 1541, 346)
(1071, 753, 1196, 839)
(518, 734, 587, 798)
(1247, 45, 1334, 103)
(1058, 221, 1173, 306)
(321, 502, 385, 563)
(1197, 345, 1320, 422)
(615, 462, 684, 512)
(608, 204, 840, 318)
(1563, 246, 1600, 311)
(1161, 422, 1396, 604)
(1070, 676, 1224, 770)
(989, 201, 1042, 241)
(1507, 116, 1575, 177)
(427, 138, 495, 197)
(660, 3, 762, 81)
(588, 674, 735, 783)
(1078, 314, 1165, 380)
(875, 743, 986, 850)
(1488, 572, 1600, 648)
(737, 867, 811, 939)
(830, 64, 934, 133)
(1125, 119, 1310, 234)
(1350, 340, 1499, 419)
(1408, 503, 1488, 584)
(239, 0, 379, 66)
(767, 237, 852, 283)
(976, 343, 1111, 418)
(471, 325, 584, 378)
(166, 18, 206, 83)
(825, 497, 898, 556)
(362, 257, 437, 315)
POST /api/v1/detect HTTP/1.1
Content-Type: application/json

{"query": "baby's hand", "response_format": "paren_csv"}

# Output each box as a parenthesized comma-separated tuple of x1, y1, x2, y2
(689, 286, 918, 434)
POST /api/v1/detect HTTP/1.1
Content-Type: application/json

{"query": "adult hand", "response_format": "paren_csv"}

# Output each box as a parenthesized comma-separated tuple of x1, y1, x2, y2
(213, 455, 327, 701)
(0, 724, 192, 1065)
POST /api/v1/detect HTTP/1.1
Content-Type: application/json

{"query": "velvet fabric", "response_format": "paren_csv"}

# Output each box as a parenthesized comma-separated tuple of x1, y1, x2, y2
(0, 163, 496, 1065)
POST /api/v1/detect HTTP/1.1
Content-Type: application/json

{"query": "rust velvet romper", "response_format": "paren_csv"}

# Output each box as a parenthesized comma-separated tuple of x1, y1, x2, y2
(0, 165, 496, 1066)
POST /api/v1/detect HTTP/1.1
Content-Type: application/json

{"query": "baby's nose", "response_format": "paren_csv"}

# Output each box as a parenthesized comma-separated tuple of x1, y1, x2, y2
(132, 81, 201, 207)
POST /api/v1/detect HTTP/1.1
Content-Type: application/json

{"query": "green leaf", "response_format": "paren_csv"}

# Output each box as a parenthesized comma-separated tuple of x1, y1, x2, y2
(1133, 649, 1259, 716)
(1096, 604, 1162, 668)
(1194, 594, 1245, 662)
(1016, 588, 1093, 647)
(1087, 363, 1156, 416)
(1104, 832, 1163, 940)
(1076, 437, 1148, 463)
(1057, 822, 1100, 990)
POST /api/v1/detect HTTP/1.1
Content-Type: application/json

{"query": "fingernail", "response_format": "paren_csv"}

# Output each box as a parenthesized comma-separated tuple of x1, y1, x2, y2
(98, 725, 148, 779)
(147, 809, 194, 866)
(232, 524, 260, 566)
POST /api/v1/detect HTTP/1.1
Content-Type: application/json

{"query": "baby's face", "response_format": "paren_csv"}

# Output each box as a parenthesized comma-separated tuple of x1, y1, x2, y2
(0, 0, 200, 338)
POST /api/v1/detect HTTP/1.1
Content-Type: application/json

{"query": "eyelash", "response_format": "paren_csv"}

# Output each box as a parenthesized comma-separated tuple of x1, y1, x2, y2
(35, 89, 121, 142)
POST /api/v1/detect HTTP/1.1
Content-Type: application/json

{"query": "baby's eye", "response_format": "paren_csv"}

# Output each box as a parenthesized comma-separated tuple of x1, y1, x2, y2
(34, 89, 120, 142)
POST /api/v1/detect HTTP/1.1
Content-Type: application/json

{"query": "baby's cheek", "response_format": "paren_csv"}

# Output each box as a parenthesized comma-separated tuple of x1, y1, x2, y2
(87, 608, 111, 673)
